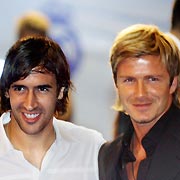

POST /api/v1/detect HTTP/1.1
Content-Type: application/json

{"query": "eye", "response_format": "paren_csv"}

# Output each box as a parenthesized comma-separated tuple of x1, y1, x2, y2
(12, 85, 25, 92)
(37, 85, 52, 93)
(38, 86, 49, 92)
(147, 76, 159, 82)
(117, 77, 135, 85)
(123, 77, 135, 83)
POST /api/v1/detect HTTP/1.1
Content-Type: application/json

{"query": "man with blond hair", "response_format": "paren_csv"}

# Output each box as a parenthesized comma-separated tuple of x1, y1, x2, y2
(98, 24, 180, 180)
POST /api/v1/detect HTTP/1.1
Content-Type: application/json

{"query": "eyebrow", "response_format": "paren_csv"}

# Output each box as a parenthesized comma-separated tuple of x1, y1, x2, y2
(36, 85, 53, 89)
(11, 84, 53, 89)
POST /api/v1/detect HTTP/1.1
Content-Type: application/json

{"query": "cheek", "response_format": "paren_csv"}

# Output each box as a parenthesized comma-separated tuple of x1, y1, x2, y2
(117, 85, 133, 97)
(42, 96, 57, 108)
(150, 84, 170, 96)
(9, 95, 21, 107)
(117, 88, 130, 105)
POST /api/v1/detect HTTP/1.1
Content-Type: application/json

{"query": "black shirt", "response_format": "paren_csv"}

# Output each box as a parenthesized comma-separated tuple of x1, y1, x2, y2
(119, 104, 175, 180)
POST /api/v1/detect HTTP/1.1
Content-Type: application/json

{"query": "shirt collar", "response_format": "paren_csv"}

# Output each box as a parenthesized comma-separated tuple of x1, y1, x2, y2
(0, 112, 13, 157)
(121, 119, 135, 166)
(52, 118, 70, 157)
(121, 104, 177, 164)
(0, 112, 68, 157)
(142, 103, 177, 156)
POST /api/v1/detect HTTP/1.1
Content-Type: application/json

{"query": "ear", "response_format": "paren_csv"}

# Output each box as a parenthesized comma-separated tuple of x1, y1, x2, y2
(58, 87, 65, 100)
(5, 91, 9, 98)
(170, 76, 178, 94)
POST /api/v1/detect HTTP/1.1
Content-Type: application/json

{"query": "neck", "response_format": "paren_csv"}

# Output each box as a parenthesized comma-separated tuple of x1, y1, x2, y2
(129, 133, 146, 180)
(4, 120, 56, 169)
(5, 121, 56, 150)
(131, 123, 151, 143)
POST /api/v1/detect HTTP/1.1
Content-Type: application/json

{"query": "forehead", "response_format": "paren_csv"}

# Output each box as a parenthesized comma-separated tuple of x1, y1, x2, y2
(13, 71, 56, 87)
(117, 55, 167, 75)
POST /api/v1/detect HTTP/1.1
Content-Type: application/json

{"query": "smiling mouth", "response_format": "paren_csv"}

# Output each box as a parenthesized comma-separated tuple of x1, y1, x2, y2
(24, 113, 39, 119)
(134, 103, 151, 107)
(133, 103, 152, 111)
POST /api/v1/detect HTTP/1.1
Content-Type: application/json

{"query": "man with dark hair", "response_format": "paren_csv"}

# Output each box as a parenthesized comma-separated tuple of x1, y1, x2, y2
(15, 10, 73, 121)
(0, 36, 105, 180)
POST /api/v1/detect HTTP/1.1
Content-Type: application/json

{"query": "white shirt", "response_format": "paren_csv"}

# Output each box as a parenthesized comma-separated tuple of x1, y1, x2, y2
(0, 59, 4, 77)
(0, 112, 105, 180)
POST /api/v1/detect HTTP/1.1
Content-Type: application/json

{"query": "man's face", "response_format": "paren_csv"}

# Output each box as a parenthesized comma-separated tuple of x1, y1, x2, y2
(116, 55, 177, 125)
(7, 71, 58, 135)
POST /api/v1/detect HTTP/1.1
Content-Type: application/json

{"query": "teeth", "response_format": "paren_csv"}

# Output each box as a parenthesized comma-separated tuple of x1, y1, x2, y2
(24, 113, 39, 118)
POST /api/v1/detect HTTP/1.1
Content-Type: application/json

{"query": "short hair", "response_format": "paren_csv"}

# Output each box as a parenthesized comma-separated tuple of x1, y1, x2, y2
(171, 0, 180, 30)
(110, 24, 180, 109)
(0, 36, 72, 116)
(16, 11, 50, 38)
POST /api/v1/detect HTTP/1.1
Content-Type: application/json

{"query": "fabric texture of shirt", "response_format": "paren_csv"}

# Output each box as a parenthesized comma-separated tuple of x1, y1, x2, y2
(0, 112, 105, 180)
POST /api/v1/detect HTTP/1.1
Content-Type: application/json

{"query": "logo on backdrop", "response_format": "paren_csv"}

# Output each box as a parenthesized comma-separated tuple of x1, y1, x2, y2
(40, 0, 83, 76)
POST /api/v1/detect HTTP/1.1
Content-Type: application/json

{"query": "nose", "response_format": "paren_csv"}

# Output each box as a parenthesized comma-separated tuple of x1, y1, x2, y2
(24, 90, 38, 111)
(135, 81, 147, 97)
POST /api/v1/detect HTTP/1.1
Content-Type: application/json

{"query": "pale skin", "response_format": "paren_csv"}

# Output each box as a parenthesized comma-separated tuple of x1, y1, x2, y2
(116, 55, 178, 180)
(4, 70, 63, 169)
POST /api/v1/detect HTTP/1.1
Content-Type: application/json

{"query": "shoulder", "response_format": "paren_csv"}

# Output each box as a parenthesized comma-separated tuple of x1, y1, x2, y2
(98, 135, 123, 180)
(1, 112, 11, 124)
(166, 105, 180, 139)
(99, 134, 123, 161)
(169, 105, 180, 124)
(54, 119, 105, 145)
